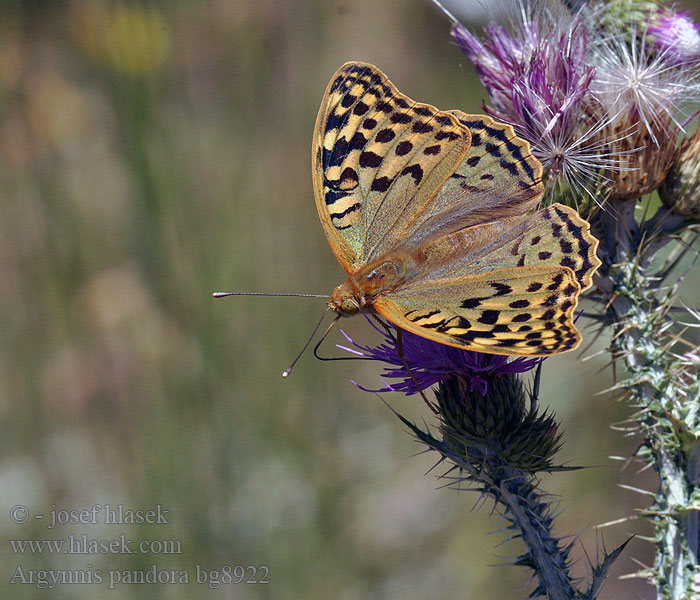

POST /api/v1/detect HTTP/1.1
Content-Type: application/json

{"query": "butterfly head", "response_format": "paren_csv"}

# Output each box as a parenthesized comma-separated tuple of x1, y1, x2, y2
(329, 282, 363, 317)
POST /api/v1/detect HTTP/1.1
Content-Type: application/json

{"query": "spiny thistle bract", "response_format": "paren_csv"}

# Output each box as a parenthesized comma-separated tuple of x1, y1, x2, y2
(436, 373, 562, 474)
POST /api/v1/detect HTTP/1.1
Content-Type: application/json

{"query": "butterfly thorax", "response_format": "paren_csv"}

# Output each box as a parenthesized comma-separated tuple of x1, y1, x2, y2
(329, 252, 424, 317)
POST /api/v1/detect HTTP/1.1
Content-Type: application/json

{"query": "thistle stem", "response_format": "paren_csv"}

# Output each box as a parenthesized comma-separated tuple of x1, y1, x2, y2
(596, 196, 700, 600)
(398, 374, 620, 598)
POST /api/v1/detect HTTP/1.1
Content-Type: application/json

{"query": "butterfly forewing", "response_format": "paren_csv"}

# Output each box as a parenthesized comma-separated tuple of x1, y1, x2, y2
(394, 112, 545, 251)
(313, 62, 471, 270)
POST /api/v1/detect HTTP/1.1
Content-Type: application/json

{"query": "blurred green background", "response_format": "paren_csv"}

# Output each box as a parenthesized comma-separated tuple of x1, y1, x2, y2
(1, 1, 698, 598)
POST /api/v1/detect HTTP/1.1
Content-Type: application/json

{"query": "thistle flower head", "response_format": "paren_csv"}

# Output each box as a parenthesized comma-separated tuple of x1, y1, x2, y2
(338, 318, 540, 396)
(587, 8, 700, 198)
(452, 5, 615, 205)
(590, 26, 697, 144)
(436, 373, 562, 473)
(649, 9, 700, 65)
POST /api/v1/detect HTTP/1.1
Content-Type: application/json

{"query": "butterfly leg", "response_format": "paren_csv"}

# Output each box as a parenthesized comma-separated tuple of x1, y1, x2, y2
(395, 328, 440, 415)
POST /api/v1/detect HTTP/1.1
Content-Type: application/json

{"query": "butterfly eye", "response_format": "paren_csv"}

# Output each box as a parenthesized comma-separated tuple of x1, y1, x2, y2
(340, 298, 360, 314)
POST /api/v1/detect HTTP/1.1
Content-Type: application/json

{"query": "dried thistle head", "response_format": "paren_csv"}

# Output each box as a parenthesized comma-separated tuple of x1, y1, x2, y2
(599, 120, 680, 200)
(586, 5, 700, 200)
(660, 124, 700, 218)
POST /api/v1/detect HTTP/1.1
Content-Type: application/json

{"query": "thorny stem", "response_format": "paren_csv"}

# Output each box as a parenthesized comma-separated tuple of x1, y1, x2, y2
(399, 374, 622, 599)
(408, 427, 580, 598)
(594, 197, 700, 600)
(490, 468, 579, 599)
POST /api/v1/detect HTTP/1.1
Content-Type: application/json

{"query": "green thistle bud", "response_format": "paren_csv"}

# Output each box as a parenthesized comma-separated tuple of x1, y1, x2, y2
(593, 0, 658, 40)
(436, 374, 562, 473)
(660, 126, 700, 218)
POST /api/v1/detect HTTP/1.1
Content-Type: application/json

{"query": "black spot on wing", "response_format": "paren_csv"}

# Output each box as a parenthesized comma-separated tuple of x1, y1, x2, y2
(325, 188, 350, 206)
(412, 121, 434, 133)
(376, 128, 396, 143)
(412, 106, 433, 116)
(561, 256, 576, 270)
(348, 132, 368, 151)
(489, 282, 512, 296)
(509, 299, 530, 309)
(360, 151, 383, 168)
(390, 112, 412, 124)
(542, 294, 558, 307)
(339, 167, 359, 188)
(370, 176, 393, 192)
(326, 111, 345, 132)
(401, 164, 423, 184)
(461, 297, 485, 309)
(407, 309, 440, 322)
(454, 330, 495, 342)
(340, 93, 356, 109)
(500, 159, 518, 176)
(546, 272, 565, 291)
(330, 202, 361, 220)
(478, 310, 500, 324)
(328, 138, 349, 167)
(485, 142, 501, 157)
(396, 141, 413, 156)
(466, 155, 481, 167)
(435, 130, 460, 141)
(353, 101, 369, 115)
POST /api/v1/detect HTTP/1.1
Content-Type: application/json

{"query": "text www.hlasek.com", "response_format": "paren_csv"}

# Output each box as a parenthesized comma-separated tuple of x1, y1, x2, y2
(10, 535, 182, 555)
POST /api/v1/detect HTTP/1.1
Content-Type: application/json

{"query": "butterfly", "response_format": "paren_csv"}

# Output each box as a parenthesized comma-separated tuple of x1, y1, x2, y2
(313, 62, 601, 357)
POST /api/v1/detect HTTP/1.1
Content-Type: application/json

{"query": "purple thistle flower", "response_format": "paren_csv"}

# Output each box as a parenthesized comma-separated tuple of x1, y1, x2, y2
(338, 317, 540, 396)
(451, 13, 612, 200)
(650, 9, 700, 65)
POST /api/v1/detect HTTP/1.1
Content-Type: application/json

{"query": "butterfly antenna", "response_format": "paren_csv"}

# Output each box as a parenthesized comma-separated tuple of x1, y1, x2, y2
(282, 306, 336, 378)
(213, 292, 327, 298)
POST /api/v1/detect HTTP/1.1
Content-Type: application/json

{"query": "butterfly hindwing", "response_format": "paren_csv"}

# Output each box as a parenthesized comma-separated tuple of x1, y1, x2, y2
(312, 62, 471, 271)
(374, 203, 600, 355)
(374, 265, 581, 356)
(443, 203, 601, 292)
